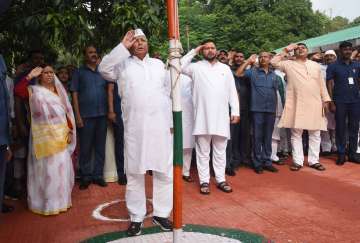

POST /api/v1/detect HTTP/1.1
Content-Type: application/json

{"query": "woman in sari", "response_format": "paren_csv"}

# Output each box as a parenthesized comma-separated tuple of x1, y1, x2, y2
(26, 65, 76, 215)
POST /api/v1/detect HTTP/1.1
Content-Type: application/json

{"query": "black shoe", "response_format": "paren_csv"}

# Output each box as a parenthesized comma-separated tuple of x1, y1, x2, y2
(79, 180, 91, 190)
(4, 190, 20, 200)
(1, 203, 14, 213)
(348, 153, 360, 164)
(254, 167, 263, 174)
(263, 165, 279, 173)
(225, 168, 236, 176)
(93, 179, 108, 187)
(118, 174, 127, 185)
(127, 222, 143, 236)
(152, 216, 173, 231)
(320, 151, 332, 156)
(336, 154, 346, 166)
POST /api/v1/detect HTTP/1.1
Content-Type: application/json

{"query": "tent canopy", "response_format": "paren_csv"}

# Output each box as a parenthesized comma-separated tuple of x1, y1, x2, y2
(274, 25, 360, 53)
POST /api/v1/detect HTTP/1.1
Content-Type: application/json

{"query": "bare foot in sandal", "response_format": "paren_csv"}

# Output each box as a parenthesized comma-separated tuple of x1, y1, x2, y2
(310, 163, 326, 171)
(200, 183, 210, 195)
(217, 181, 232, 193)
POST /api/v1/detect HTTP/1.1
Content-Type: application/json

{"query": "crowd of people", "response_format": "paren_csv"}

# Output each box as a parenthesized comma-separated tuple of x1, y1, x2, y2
(1, 28, 360, 237)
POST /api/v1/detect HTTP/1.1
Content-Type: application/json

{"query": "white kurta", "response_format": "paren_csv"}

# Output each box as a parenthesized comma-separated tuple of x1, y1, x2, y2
(99, 43, 172, 175)
(181, 74, 195, 149)
(181, 50, 239, 139)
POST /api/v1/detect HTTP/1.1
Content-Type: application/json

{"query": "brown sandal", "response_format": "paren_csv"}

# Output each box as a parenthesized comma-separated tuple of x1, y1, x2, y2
(310, 163, 326, 171)
(200, 183, 210, 195)
(182, 175, 194, 183)
(290, 163, 302, 171)
(217, 181, 232, 193)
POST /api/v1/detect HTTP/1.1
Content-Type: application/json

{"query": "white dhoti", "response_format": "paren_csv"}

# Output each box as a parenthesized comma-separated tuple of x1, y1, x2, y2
(291, 129, 321, 166)
(321, 112, 336, 152)
(183, 149, 193, 177)
(271, 91, 283, 161)
(271, 117, 281, 161)
(126, 172, 173, 222)
(195, 135, 227, 184)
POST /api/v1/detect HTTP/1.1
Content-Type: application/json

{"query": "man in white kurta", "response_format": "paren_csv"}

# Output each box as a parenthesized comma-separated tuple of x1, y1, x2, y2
(99, 30, 173, 236)
(181, 41, 240, 194)
(181, 74, 195, 182)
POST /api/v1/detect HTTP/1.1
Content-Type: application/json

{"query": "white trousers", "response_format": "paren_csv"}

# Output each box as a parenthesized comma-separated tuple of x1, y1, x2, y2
(126, 172, 173, 222)
(182, 149, 192, 177)
(271, 140, 279, 161)
(195, 135, 227, 184)
(291, 129, 321, 166)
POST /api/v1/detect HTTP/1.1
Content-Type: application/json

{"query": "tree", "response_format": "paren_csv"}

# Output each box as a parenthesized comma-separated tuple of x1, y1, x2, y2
(0, 0, 167, 69)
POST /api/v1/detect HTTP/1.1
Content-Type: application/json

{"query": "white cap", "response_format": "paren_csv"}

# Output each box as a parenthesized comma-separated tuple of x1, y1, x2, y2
(324, 50, 336, 57)
(134, 29, 146, 39)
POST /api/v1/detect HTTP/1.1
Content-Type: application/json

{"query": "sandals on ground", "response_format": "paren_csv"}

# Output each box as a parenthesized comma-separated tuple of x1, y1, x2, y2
(290, 163, 302, 171)
(200, 183, 210, 195)
(182, 175, 194, 183)
(217, 181, 233, 193)
(310, 163, 326, 171)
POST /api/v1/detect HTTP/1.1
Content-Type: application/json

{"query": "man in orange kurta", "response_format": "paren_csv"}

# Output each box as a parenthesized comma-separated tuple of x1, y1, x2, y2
(271, 43, 331, 171)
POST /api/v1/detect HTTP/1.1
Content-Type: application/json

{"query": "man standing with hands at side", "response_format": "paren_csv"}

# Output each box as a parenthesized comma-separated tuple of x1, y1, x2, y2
(327, 41, 360, 165)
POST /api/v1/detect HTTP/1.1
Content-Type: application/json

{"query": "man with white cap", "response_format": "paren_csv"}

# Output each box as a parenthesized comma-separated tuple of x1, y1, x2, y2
(320, 50, 337, 155)
(99, 29, 173, 236)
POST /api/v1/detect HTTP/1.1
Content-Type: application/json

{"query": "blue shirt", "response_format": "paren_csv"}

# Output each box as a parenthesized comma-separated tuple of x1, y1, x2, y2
(326, 59, 360, 103)
(70, 65, 108, 118)
(109, 81, 122, 119)
(0, 55, 10, 146)
(244, 67, 278, 113)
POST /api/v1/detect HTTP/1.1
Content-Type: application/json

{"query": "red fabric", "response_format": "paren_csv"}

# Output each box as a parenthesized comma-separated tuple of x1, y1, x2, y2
(14, 76, 30, 99)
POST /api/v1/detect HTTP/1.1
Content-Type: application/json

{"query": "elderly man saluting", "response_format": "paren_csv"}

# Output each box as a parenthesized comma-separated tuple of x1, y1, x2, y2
(99, 29, 173, 236)
(271, 43, 331, 171)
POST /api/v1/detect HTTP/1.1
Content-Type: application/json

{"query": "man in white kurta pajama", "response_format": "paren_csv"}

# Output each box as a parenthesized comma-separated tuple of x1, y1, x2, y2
(99, 30, 173, 236)
(182, 41, 240, 194)
(181, 74, 195, 182)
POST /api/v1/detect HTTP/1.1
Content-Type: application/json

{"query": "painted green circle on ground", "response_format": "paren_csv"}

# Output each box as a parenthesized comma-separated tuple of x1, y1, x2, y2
(83, 224, 266, 243)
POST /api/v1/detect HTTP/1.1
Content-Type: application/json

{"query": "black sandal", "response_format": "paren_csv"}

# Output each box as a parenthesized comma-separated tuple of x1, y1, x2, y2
(200, 183, 210, 195)
(217, 181, 232, 193)
(290, 163, 302, 171)
(182, 175, 194, 183)
(310, 163, 326, 171)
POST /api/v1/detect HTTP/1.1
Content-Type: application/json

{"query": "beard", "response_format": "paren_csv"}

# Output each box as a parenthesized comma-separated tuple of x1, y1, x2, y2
(203, 54, 217, 62)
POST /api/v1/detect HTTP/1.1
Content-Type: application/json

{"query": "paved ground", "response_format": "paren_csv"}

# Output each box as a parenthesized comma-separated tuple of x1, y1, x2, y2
(1, 155, 360, 243)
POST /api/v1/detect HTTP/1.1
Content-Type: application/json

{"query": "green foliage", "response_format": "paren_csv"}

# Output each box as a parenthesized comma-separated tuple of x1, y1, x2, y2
(0, 0, 166, 69)
(1, 0, 359, 70)
(178, 0, 360, 56)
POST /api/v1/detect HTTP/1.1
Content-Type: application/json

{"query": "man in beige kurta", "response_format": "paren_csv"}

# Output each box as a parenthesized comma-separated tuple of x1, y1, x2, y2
(271, 43, 331, 171)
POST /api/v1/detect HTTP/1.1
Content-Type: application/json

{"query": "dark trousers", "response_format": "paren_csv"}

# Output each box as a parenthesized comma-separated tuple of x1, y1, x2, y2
(252, 112, 276, 168)
(0, 145, 7, 212)
(226, 124, 240, 169)
(239, 110, 252, 165)
(113, 116, 125, 176)
(335, 102, 360, 155)
(78, 116, 107, 181)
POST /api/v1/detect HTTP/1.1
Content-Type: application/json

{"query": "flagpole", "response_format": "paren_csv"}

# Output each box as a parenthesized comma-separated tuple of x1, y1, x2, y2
(166, 1, 183, 242)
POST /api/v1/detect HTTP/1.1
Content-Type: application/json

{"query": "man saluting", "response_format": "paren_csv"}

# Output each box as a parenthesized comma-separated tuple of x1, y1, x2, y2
(99, 29, 173, 236)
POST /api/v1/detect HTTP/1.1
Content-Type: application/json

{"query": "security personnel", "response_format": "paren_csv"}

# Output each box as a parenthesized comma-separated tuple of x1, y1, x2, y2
(327, 41, 360, 165)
